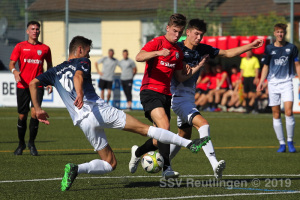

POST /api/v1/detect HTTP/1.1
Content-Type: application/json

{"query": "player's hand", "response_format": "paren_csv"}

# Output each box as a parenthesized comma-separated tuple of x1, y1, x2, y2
(46, 85, 53, 94)
(159, 48, 171, 57)
(74, 95, 84, 109)
(256, 83, 263, 92)
(182, 64, 192, 76)
(13, 71, 21, 82)
(198, 54, 209, 66)
(36, 109, 50, 125)
(251, 39, 264, 49)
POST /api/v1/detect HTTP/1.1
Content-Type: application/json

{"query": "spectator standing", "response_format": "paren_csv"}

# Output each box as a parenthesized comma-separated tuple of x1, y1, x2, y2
(118, 49, 137, 110)
(240, 50, 260, 113)
(95, 49, 118, 102)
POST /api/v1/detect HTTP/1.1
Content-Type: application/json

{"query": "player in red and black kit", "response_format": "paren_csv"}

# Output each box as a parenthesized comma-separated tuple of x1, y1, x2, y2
(9, 21, 52, 156)
(129, 13, 210, 179)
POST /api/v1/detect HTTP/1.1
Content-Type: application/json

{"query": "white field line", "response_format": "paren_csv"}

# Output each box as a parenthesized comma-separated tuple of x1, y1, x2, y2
(123, 191, 300, 200)
(1, 174, 300, 183)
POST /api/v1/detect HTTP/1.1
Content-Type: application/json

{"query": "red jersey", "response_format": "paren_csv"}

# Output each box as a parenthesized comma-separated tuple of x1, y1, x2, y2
(196, 74, 209, 91)
(208, 73, 217, 90)
(140, 36, 183, 95)
(216, 71, 228, 89)
(231, 72, 241, 85)
(10, 41, 52, 89)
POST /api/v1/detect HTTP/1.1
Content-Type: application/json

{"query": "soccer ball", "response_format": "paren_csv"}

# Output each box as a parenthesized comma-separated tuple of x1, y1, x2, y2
(141, 151, 164, 173)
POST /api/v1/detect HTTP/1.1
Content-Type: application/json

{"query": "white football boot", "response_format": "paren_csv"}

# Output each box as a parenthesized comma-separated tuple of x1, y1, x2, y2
(213, 160, 226, 179)
(129, 145, 141, 173)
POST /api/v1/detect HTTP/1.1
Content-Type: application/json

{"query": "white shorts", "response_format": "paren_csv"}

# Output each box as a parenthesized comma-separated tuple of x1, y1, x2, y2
(268, 81, 294, 106)
(171, 95, 199, 127)
(78, 104, 126, 151)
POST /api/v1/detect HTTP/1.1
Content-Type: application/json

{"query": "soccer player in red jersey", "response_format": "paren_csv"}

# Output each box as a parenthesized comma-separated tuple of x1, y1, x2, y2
(129, 14, 209, 179)
(9, 21, 52, 156)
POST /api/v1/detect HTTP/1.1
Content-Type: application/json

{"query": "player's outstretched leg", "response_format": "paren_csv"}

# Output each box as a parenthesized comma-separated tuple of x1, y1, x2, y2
(61, 163, 78, 191)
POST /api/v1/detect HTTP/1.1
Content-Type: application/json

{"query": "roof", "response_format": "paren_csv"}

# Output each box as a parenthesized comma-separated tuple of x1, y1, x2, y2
(28, 0, 300, 16)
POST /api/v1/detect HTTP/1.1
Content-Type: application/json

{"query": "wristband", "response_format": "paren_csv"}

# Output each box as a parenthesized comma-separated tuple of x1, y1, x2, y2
(11, 68, 16, 73)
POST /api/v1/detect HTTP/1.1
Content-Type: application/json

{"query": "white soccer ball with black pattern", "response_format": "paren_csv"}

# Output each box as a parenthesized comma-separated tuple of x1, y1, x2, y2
(141, 151, 164, 173)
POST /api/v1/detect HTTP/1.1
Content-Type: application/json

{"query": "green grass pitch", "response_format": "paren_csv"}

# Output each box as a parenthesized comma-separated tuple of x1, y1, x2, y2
(0, 107, 300, 199)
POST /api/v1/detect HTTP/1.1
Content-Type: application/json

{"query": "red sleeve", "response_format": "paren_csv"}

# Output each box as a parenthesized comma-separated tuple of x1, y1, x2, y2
(45, 47, 52, 63)
(141, 38, 159, 52)
(10, 44, 21, 61)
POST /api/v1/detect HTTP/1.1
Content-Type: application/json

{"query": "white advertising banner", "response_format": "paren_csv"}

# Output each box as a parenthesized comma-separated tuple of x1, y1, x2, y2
(1, 72, 300, 113)
(0, 73, 144, 110)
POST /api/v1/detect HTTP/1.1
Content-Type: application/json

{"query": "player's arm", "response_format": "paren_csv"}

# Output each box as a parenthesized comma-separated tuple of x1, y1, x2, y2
(256, 64, 269, 92)
(9, 60, 21, 83)
(73, 70, 84, 109)
(218, 39, 264, 58)
(136, 49, 170, 62)
(95, 61, 103, 76)
(133, 66, 137, 76)
(175, 55, 209, 82)
(29, 78, 50, 125)
(216, 72, 228, 90)
(295, 61, 300, 93)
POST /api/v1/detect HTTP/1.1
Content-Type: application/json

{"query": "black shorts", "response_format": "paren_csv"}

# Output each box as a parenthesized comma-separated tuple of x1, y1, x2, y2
(195, 88, 208, 94)
(121, 79, 133, 101)
(243, 77, 256, 93)
(140, 89, 171, 123)
(98, 79, 113, 90)
(17, 87, 44, 114)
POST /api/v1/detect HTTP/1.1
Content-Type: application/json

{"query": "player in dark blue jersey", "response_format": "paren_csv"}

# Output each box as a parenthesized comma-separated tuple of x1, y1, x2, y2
(29, 36, 210, 191)
(257, 23, 300, 153)
(129, 19, 264, 179)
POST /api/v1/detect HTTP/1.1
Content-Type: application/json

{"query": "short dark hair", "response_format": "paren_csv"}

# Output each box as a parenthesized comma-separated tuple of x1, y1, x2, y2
(123, 49, 128, 53)
(108, 49, 114, 53)
(168, 13, 187, 27)
(69, 36, 92, 54)
(274, 23, 287, 32)
(27, 21, 40, 28)
(187, 19, 207, 33)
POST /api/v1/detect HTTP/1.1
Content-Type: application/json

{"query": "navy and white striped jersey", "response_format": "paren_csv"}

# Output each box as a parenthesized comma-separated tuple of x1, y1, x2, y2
(36, 57, 105, 125)
(262, 42, 299, 83)
(171, 41, 219, 96)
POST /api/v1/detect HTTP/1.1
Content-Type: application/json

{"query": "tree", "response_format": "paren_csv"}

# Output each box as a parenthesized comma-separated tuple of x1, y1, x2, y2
(227, 12, 287, 36)
(153, 0, 221, 36)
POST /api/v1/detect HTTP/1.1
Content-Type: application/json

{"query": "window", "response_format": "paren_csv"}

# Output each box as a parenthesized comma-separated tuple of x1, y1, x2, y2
(68, 22, 102, 55)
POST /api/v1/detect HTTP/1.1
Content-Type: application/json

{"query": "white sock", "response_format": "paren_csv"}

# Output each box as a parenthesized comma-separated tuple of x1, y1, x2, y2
(78, 159, 113, 175)
(273, 118, 285, 145)
(169, 134, 182, 160)
(285, 115, 295, 142)
(198, 125, 218, 168)
(147, 126, 191, 147)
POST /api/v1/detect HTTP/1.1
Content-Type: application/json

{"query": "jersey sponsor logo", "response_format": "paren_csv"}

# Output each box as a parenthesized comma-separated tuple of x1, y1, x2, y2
(160, 61, 176, 68)
(56, 65, 76, 75)
(271, 51, 276, 55)
(176, 52, 179, 59)
(37, 50, 42, 55)
(274, 56, 288, 66)
(23, 59, 42, 64)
